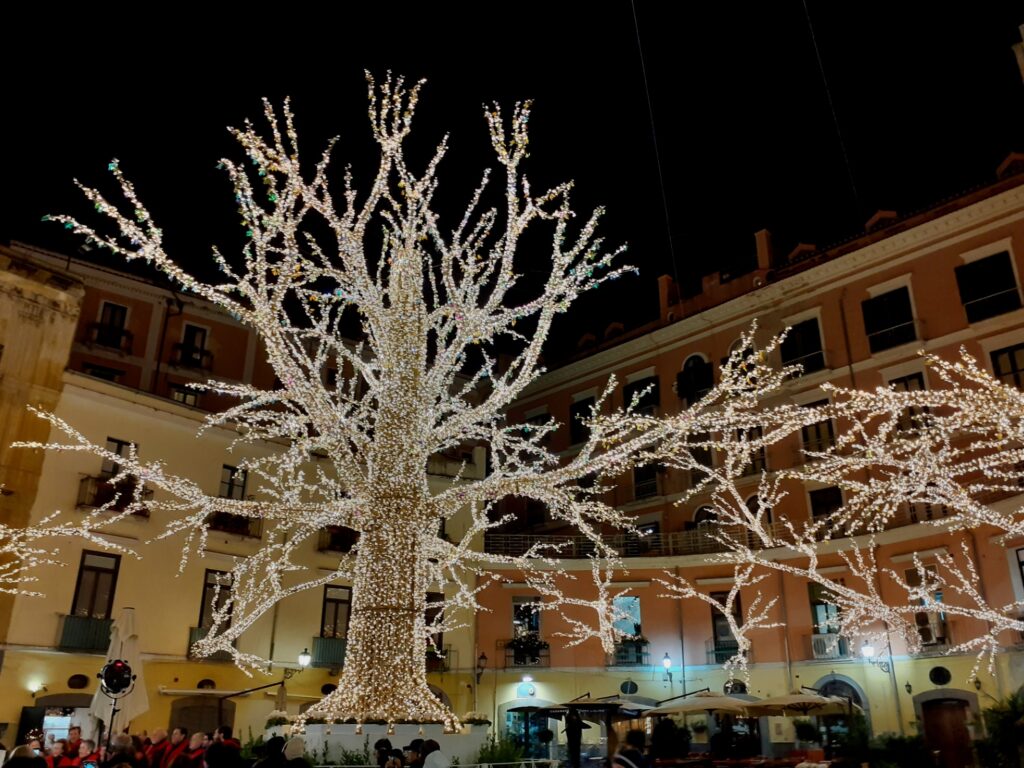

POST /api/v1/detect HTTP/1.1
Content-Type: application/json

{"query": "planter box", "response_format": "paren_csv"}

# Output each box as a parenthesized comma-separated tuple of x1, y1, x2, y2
(268, 722, 492, 763)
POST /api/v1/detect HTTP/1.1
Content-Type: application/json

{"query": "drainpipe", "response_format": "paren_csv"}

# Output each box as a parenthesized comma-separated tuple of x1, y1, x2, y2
(677, 566, 687, 696)
(966, 529, 1005, 700)
(152, 294, 184, 394)
(838, 288, 856, 388)
(870, 545, 907, 735)
(777, 570, 794, 691)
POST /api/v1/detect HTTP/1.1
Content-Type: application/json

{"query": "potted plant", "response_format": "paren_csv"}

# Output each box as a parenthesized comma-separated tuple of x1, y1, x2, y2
(507, 632, 549, 664)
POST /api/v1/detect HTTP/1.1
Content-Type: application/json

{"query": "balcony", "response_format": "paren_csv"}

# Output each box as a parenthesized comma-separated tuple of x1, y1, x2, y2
(502, 638, 550, 668)
(426, 644, 452, 673)
(311, 635, 347, 669)
(59, 615, 113, 652)
(706, 638, 741, 665)
(188, 626, 234, 661)
(208, 511, 262, 539)
(483, 502, 970, 561)
(318, 526, 359, 553)
(87, 323, 134, 354)
(808, 633, 851, 660)
(77, 476, 152, 517)
(608, 640, 649, 667)
(172, 344, 213, 371)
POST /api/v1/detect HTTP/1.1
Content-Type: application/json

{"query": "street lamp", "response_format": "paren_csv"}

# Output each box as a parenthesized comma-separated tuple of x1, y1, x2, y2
(476, 652, 487, 684)
(298, 648, 312, 669)
(662, 653, 672, 684)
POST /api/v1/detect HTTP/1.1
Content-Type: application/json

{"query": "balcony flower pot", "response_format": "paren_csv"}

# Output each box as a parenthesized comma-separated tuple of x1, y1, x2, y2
(507, 632, 549, 664)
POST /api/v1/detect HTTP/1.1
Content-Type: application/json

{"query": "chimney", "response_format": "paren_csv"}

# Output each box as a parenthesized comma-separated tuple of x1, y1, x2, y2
(865, 210, 898, 232)
(657, 274, 678, 322)
(754, 229, 773, 270)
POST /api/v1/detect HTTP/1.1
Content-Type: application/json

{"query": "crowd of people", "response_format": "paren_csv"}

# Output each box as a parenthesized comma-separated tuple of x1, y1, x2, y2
(2, 728, 451, 768)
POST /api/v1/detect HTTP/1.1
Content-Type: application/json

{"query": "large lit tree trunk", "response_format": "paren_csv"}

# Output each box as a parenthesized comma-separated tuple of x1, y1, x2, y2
(328, 520, 452, 723)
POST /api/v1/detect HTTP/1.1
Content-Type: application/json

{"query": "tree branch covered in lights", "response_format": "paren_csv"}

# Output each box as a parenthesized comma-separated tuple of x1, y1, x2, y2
(650, 339, 1024, 679)
(28, 74, 663, 729)
(23, 72, 1024, 724)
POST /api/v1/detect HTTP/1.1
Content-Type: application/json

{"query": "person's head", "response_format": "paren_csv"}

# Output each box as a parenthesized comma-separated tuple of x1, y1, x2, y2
(110, 735, 134, 756)
(5, 748, 47, 768)
(402, 739, 423, 760)
(282, 737, 304, 762)
(50, 740, 67, 756)
(215, 727, 232, 743)
(171, 728, 188, 746)
(79, 741, 96, 758)
(263, 737, 285, 757)
(202, 734, 213, 749)
(374, 739, 392, 754)
(189, 734, 205, 751)
(68, 728, 81, 742)
(420, 741, 439, 758)
(152, 729, 168, 744)
(11, 746, 40, 760)
(624, 730, 645, 751)
(28, 739, 41, 753)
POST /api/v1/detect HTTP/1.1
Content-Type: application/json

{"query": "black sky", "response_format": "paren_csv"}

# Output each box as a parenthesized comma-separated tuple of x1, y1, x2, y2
(2, 4, 1022, 360)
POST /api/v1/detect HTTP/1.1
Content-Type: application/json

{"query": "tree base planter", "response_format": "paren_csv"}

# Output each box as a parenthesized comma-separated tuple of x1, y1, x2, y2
(267, 723, 492, 763)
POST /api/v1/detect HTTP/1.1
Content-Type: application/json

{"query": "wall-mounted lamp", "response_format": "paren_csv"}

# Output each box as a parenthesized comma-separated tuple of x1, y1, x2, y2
(662, 653, 673, 684)
(905, 682, 912, 695)
(522, 674, 533, 683)
(476, 652, 488, 684)
(29, 682, 47, 697)
(859, 643, 890, 673)
(973, 678, 982, 691)
(297, 648, 312, 668)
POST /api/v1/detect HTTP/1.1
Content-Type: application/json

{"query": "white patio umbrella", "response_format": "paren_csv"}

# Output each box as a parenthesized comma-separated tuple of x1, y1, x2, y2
(743, 692, 860, 717)
(89, 607, 149, 736)
(646, 691, 752, 716)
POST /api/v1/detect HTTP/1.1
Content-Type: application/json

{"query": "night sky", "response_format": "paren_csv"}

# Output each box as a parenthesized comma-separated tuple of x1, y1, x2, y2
(2, 4, 1022, 361)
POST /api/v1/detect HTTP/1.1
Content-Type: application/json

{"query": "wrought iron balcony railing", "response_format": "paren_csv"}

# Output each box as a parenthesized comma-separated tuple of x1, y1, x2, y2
(172, 343, 213, 370)
(188, 626, 235, 661)
(59, 614, 113, 652)
(312, 635, 347, 668)
(87, 322, 134, 353)
(208, 511, 262, 539)
(77, 475, 152, 517)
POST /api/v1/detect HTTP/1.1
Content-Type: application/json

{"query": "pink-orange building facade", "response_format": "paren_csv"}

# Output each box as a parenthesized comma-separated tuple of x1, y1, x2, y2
(480, 157, 1024, 758)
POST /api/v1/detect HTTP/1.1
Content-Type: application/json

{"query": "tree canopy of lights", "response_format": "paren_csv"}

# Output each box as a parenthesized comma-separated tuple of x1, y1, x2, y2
(17, 74, 1024, 727)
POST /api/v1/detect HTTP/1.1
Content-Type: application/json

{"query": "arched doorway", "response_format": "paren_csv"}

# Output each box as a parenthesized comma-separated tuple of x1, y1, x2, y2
(913, 689, 979, 768)
(811, 675, 869, 754)
(169, 696, 235, 738)
(497, 698, 559, 761)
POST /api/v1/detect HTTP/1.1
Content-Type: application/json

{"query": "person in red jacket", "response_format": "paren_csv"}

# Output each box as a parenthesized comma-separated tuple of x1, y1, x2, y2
(183, 733, 205, 768)
(161, 729, 189, 768)
(145, 731, 170, 768)
(78, 740, 101, 768)
(65, 729, 83, 761)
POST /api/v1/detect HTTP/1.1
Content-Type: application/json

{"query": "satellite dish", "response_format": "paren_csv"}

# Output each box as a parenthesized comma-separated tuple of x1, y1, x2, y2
(620, 680, 639, 695)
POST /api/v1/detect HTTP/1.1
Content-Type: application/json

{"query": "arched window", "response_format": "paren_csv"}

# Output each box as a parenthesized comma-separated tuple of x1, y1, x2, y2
(677, 355, 714, 407)
(694, 506, 717, 526)
(745, 494, 771, 524)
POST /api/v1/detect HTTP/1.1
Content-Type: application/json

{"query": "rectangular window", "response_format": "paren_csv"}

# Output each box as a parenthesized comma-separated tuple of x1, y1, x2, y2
(677, 357, 714, 407)
(612, 595, 641, 638)
(425, 591, 444, 654)
(955, 251, 1021, 323)
(737, 426, 766, 475)
(71, 551, 120, 620)
(689, 432, 713, 483)
(96, 302, 128, 348)
(525, 411, 551, 444)
(82, 362, 125, 382)
(512, 596, 541, 636)
(219, 465, 247, 500)
(100, 437, 133, 478)
(321, 585, 351, 639)
(905, 565, 948, 646)
(198, 569, 232, 630)
(890, 372, 927, 431)
(633, 464, 659, 499)
(170, 384, 200, 407)
(1017, 549, 1024, 596)
(808, 581, 841, 634)
(177, 324, 209, 368)
(862, 287, 916, 353)
(780, 318, 826, 374)
(809, 486, 843, 519)
(623, 376, 660, 416)
(569, 397, 595, 445)
(801, 400, 835, 454)
(709, 591, 741, 662)
(991, 343, 1024, 390)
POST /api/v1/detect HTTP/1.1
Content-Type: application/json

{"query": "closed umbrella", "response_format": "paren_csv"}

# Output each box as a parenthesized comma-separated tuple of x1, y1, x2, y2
(89, 607, 149, 737)
(647, 691, 751, 716)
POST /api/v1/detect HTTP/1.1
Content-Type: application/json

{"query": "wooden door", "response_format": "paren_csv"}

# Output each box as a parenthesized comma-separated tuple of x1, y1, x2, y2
(921, 699, 972, 768)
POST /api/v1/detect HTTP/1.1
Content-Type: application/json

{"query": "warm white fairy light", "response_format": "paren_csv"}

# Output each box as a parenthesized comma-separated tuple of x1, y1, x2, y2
(19, 70, 1023, 724)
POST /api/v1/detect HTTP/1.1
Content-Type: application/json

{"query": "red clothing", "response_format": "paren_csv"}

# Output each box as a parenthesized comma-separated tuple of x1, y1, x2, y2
(220, 740, 241, 751)
(145, 740, 171, 768)
(80, 752, 101, 768)
(66, 741, 82, 759)
(161, 742, 189, 768)
(184, 749, 205, 768)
